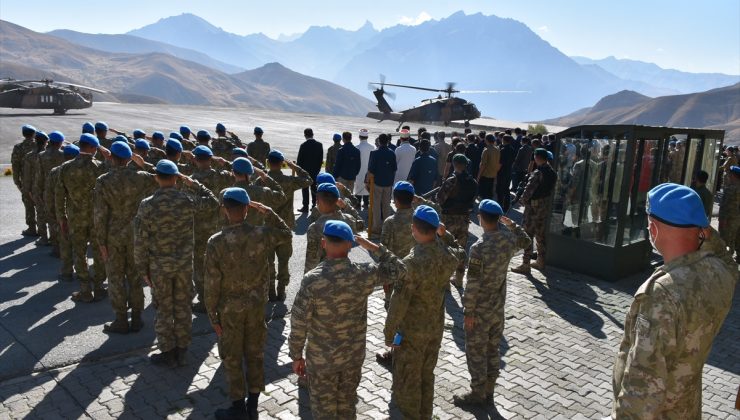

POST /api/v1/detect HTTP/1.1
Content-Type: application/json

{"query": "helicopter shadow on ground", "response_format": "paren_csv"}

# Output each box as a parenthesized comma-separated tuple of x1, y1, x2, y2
(0, 112, 87, 118)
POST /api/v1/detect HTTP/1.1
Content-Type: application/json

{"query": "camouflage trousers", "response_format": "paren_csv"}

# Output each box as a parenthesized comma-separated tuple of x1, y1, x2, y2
(151, 267, 193, 352)
(720, 217, 740, 257)
(392, 331, 444, 420)
(192, 233, 208, 303)
(219, 304, 267, 399)
(269, 242, 293, 290)
(442, 213, 470, 273)
(465, 307, 504, 397)
(523, 199, 548, 263)
(45, 209, 59, 248)
(21, 191, 35, 228)
(68, 222, 105, 292)
(33, 199, 48, 239)
(308, 363, 362, 420)
(104, 238, 144, 314)
(58, 224, 73, 277)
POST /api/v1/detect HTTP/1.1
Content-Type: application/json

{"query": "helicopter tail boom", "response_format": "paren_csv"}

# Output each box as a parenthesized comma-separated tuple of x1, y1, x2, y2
(366, 111, 403, 122)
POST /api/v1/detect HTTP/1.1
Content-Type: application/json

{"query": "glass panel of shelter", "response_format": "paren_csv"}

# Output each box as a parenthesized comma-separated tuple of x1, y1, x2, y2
(623, 139, 661, 245)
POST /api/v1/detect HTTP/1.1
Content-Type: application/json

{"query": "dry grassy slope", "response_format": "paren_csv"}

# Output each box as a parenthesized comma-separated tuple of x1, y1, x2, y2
(0, 20, 373, 116)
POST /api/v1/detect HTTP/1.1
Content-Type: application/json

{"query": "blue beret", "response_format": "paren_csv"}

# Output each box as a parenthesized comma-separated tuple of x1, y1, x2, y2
(393, 181, 415, 194)
(479, 199, 503, 215)
(323, 220, 356, 244)
(22, 124, 37, 135)
(155, 159, 179, 175)
(669, 140, 677, 145)
(223, 187, 250, 205)
(79, 133, 99, 147)
(232, 157, 254, 175)
(232, 147, 248, 157)
(317, 182, 339, 197)
(134, 139, 150, 150)
(452, 153, 469, 164)
(152, 131, 165, 141)
(111, 142, 132, 159)
(82, 122, 95, 134)
(534, 148, 548, 158)
(169, 132, 183, 141)
(166, 138, 183, 153)
(113, 135, 128, 144)
(193, 145, 213, 157)
(35, 131, 49, 141)
(413, 205, 440, 228)
(216, 123, 226, 132)
(197, 130, 211, 140)
(180, 126, 191, 135)
(63, 144, 80, 157)
(254, 126, 264, 134)
(267, 149, 284, 161)
(333, 133, 342, 142)
(48, 131, 65, 143)
(94, 121, 108, 131)
(547, 151, 554, 161)
(730, 165, 740, 175)
(647, 183, 708, 228)
(316, 172, 336, 185)
(132, 129, 146, 138)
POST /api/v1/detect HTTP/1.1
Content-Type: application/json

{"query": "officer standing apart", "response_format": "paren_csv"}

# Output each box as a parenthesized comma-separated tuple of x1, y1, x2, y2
(512, 148, 557, 274)
(454, 199, 531, 408)
(325, 133, 342, 178)
(134, 160, 219, 367)
(297, 128, 324, 212)
(367, 133, 397, 238)
(246, 127, 271, 166)
(205, 187, 292, 420)
(12, 124, 39, 236)
(611, 183, 735, 419)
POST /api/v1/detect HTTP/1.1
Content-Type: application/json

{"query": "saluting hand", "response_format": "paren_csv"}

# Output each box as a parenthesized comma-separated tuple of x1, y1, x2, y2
(178, 173, 194, 187)
(355, 235, 379, 252)
(249, 201, 270, 214)
(436, 222, 447, 237)
(500, 216, 514, 227)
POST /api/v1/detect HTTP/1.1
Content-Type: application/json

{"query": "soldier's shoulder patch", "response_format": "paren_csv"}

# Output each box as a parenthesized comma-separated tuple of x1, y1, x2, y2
(635, 314, 651, 338)
(469, 257, 482, 266)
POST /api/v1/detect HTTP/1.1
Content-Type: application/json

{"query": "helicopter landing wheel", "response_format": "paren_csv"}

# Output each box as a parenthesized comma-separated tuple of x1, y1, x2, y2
(464, 120, 470, 128)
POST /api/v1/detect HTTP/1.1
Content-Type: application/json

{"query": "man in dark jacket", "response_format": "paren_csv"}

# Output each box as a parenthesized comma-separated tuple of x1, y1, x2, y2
(297, 128, 324, 212)
(333, 131, 361, 192)
(367, 134, 397, 237)
(497, 135, 516, 212)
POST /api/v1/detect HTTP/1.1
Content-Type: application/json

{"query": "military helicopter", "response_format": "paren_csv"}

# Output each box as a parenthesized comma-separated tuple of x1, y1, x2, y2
(366, 75, 527, 130)
(0, 78, 106, 114)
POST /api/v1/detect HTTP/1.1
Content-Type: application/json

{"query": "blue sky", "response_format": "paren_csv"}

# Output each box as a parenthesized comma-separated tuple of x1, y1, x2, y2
(2, 0, 739, 74)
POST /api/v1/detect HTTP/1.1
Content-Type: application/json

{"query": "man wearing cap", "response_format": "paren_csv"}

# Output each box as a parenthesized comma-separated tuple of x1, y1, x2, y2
(164, 138, 195, 175)
(145, 132, 167, 164)
(407, 139, 438, 196)
(212, 123, 242, 159)
(82, 122, 95, 135)
(190, 145, 235, 313)
(12, 124, 39, 236)
(354, 129, 375, 209)
(394, 129, 417, 184)
(260, 150, 313, 301)
(56, 133, 110, 302)
(384, 205, 465, 419)
(94, 121, 114, 149)
(719, 166, 740, 261)
(289, 220, 405, 419)
(297, 128, 324, 212)
(34, 131, 65, 250)
(304, 183, 361, 273)
(454, 200, 530, 408)
(133, 139, 151, 160)
(178, 126, 197, 150)
(333, 131, 361, 192)
(611, 183, 735, 419)
(325, 133, 342, 177)
(512, 148, 557, 274)
(22, 131, 49, 244)
(227, 157, 286, 228)
(307, 172, 362, 226)
(204, 187, 292, 420)
(437, 153, 478, 287)
(246, 127, 271, 166)
(94, 142, 157, 334)
(367, 133, 397, 237)
(432, 131, 451, 187)
(46, 144, 80, 281)
(134, 159, 219, 367)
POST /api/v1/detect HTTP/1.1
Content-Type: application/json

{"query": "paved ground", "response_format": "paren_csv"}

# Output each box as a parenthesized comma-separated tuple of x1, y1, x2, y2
(0, 104, 738, 419)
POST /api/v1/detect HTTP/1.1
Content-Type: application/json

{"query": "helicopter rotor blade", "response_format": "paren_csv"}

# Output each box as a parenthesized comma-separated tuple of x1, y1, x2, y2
(51, 81, 107, 93)
(458, 90, 531, 94)
(385, 90, 396, 100)
(379, 74, 386, 86)
(378, 83, 443, 93)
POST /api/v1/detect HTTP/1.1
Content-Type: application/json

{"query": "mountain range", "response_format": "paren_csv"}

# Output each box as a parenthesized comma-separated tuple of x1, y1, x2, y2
(0, 20, 373, 116)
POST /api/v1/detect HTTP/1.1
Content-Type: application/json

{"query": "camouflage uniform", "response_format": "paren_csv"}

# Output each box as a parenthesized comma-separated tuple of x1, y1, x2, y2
(304, 211, 361, 274)
(94, 166, 157, 317)
(260, 167, 313, 296)
(246, 139, 271, 166)
(211, 135, 242, 159)
(22, 150, 45, 238)
(35, 147, 65, 247)
(325, 142, 341, 174)
(289, 245, 403, 419)
(146, 147, 167, 165)
(704, 227, 736, 270)
(611, 250, 735, 419)
(230, 177, 286, 227)
(520, 162, 557, 265)
(55, 154, 107, 293)
(308, 198, 363, 228)
(191, 166, 234, 304)
(719, 178, 739, 258)
(384, 231, 465, 419)
(11, 137, 36, 230)
(436, 172, 478, 278)
(205, 209, 292, 400)
(45, 166, 73, 277)
(134, 181, 219, 352)
(463, 224, 530, 398)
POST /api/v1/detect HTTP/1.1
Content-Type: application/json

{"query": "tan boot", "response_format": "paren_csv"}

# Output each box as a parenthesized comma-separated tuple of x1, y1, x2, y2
(103, 312, 129, 334)
(511, 263, 531, 275)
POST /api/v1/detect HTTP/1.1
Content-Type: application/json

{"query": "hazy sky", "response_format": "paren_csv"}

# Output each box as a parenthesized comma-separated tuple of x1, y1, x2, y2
(2, 0, 739, 74)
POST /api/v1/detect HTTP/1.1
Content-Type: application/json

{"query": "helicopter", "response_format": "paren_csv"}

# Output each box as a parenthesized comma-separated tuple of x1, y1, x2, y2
(0, 78, 106, 115)
(366, 75, 527, 130)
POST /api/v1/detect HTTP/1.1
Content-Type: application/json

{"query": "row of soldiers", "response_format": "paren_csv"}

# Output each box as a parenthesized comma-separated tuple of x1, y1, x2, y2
(10, 121, 738, 419)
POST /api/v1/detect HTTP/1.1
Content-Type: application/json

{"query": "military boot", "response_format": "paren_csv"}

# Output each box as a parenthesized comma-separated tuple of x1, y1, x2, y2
(36, 236, 49, 246)
(58, 273, 74, 282)
(276, 285, 286, 302)
(246, 392, 259, 419)
(71, 290, 94, 303)
(150, 349, 176, 368)
(268, 286, 278, 302)
(215, 400, 248, 420)
(93, 287, 108, 302)
(453, 391, 486, 407)
(175, 347, 188, 366)
(21, 227, 38, 237)
(375, 349, 393, 367)
(192, 300, 207, 314)
(531, 256, 546, 270)
(511, 263, 531, 275)
(103, 312, 129, 334)
(50, 246, 60, 258)
(129, 311, 144, 332)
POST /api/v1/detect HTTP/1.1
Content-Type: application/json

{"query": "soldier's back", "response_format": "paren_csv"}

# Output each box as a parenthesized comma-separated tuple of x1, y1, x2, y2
(96, 167, 156, 232)
(381, 209, 415, 258)
(59, 156, 103, 215)
(139, 188, 198, 261)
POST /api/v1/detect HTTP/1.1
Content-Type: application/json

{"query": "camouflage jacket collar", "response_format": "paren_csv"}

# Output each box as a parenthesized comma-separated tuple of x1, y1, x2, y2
(660, 250, 713, 274)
